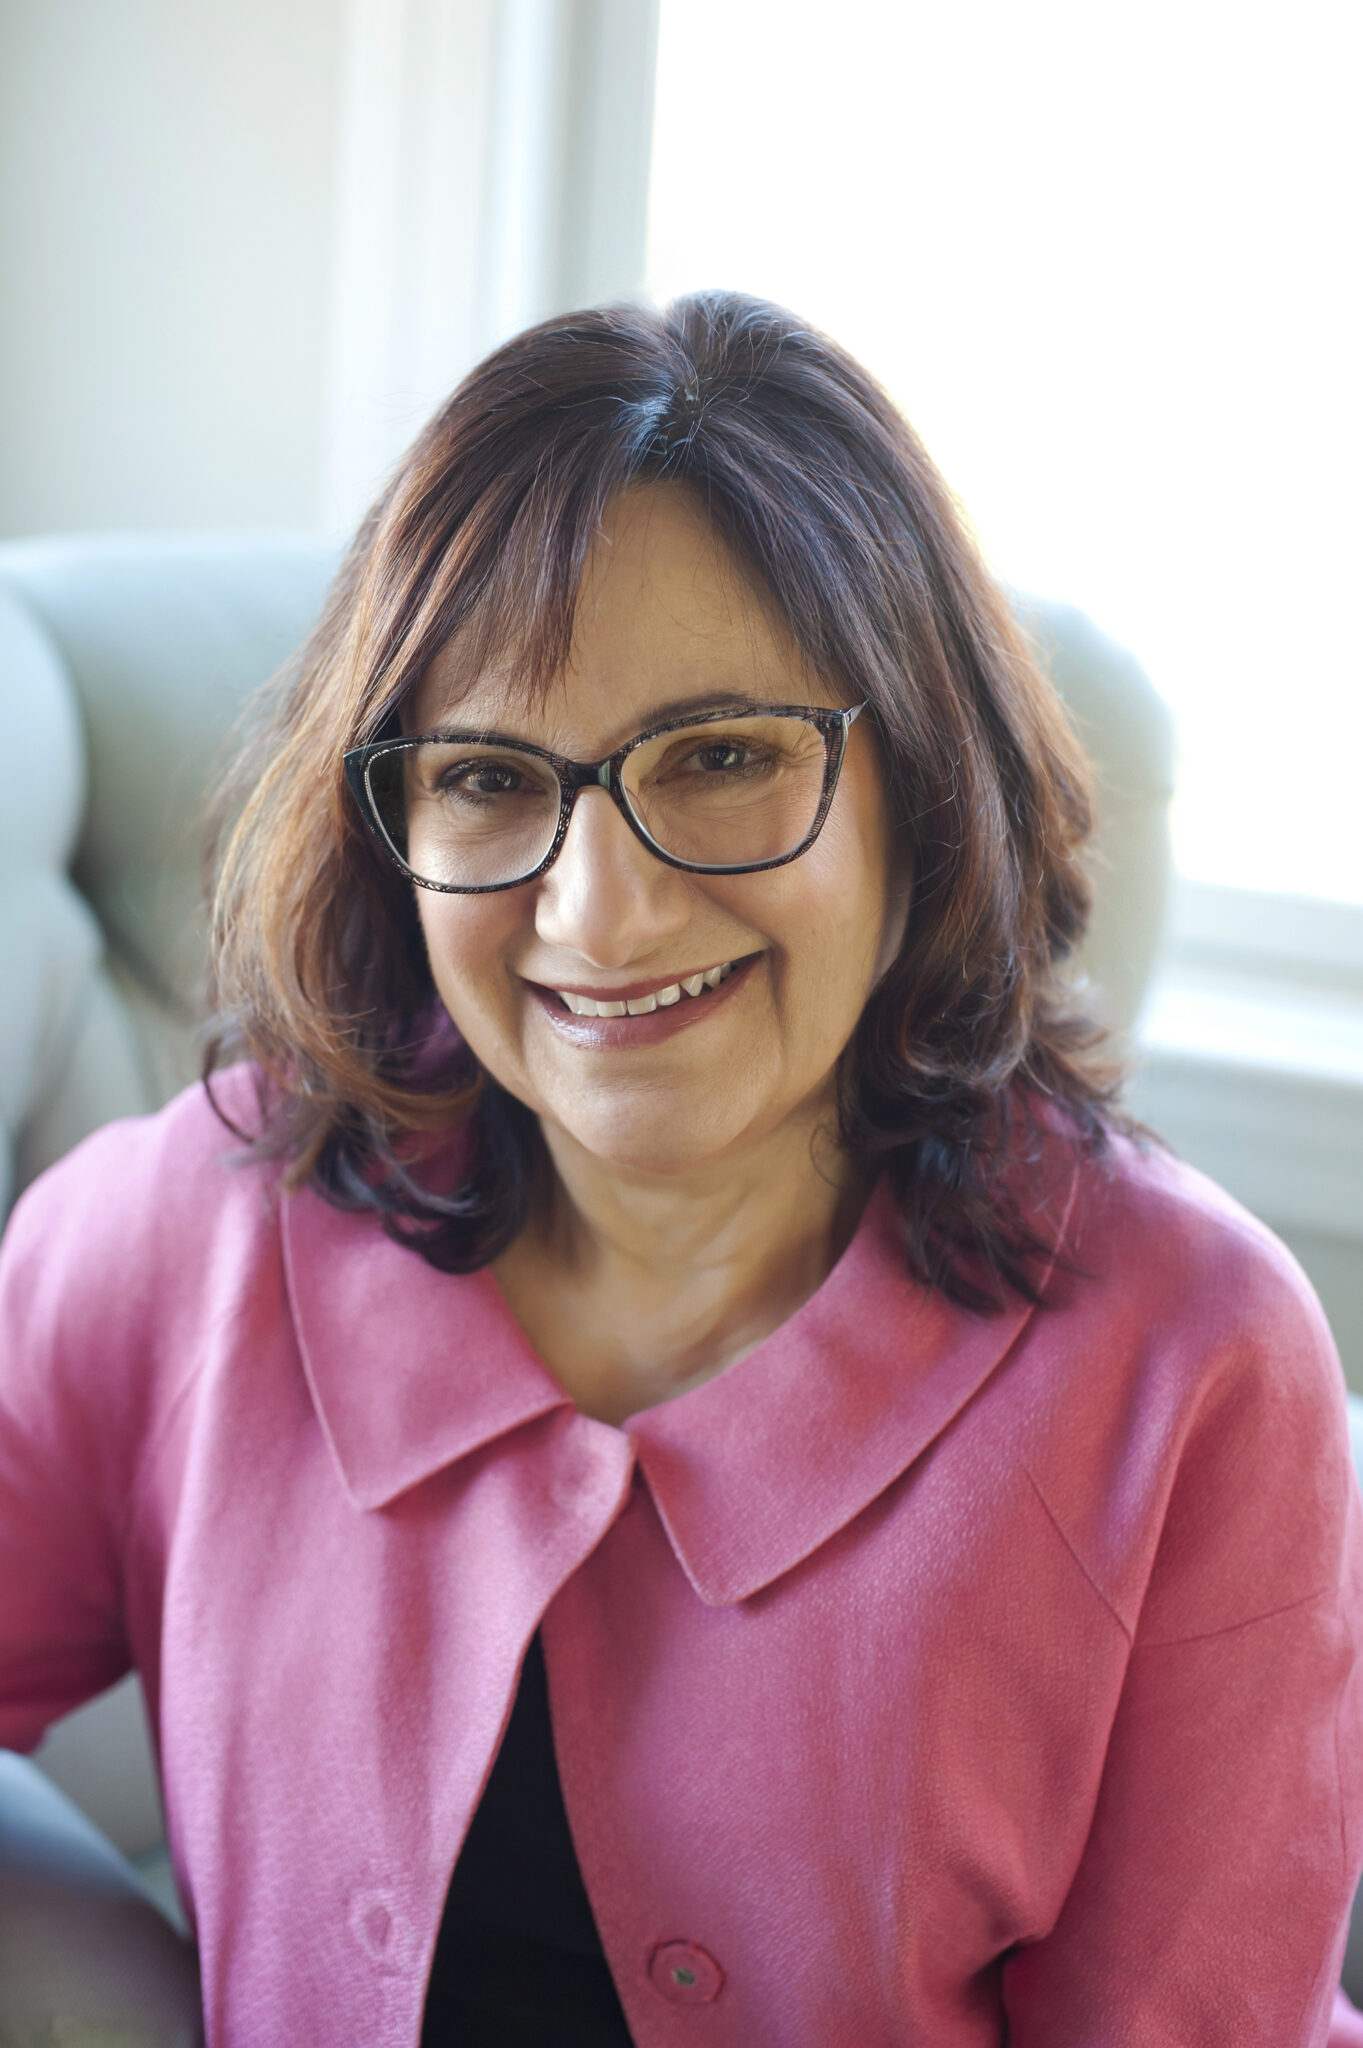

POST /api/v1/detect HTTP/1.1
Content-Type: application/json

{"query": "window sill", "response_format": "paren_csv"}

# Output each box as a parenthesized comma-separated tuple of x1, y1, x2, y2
(1128, 959, 1363, 1240)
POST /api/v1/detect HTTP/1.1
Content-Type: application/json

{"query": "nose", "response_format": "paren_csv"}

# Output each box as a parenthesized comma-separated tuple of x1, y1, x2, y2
(533, 787, 691, 968)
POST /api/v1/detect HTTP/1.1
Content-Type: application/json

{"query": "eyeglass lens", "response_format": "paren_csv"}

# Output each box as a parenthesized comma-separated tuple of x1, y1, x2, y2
(366, 713, 832, 888)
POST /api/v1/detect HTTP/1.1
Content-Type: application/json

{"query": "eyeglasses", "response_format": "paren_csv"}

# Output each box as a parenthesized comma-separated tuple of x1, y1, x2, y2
(344, 701, 866, 893)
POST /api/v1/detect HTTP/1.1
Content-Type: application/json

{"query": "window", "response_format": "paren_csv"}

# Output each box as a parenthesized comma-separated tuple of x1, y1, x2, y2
(646, 0, 1363, 911)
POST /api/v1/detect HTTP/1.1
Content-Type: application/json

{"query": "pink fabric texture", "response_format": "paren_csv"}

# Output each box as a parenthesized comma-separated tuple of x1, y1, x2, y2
(1, 1068, 1361, 2046)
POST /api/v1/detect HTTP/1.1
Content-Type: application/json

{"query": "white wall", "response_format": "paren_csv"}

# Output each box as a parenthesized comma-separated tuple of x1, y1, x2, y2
(0, 0, 661, 540)
(0, 0, 344, 535)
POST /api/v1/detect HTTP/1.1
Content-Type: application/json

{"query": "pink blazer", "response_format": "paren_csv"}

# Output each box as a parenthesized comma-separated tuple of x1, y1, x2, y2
(1, 1068, 1361, 2046)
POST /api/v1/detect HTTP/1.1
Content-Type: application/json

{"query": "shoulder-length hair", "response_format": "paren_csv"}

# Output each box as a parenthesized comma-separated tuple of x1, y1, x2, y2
(210, 290, 1118, 1311)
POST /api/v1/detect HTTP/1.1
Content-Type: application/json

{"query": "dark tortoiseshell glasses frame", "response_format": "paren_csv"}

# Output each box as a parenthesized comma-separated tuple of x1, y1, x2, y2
(343, 701, 867, 894)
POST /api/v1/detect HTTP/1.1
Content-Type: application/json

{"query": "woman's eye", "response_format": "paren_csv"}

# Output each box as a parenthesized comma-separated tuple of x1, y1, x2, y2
(684, 743, 758, 774)
(439, 761, 534, 797)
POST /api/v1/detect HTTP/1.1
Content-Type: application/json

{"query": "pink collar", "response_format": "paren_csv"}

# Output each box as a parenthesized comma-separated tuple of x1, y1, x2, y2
(282, 1162, 1079, 1605)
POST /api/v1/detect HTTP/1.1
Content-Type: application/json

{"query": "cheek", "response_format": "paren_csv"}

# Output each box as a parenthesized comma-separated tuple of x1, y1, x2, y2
(785, 805, 894, 967)
(416, 896, 522, 1021)
(702, 793, 890, 988)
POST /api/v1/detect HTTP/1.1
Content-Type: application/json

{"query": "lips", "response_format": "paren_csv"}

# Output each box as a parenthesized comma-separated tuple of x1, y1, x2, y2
(554, 961, 734, 1017)
(525, 955, 756, 1045)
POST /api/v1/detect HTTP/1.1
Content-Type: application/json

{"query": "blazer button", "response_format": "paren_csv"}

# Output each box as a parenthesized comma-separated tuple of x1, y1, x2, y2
(648, 1940, 725, 2004)
(347, 1888, 414, 1974)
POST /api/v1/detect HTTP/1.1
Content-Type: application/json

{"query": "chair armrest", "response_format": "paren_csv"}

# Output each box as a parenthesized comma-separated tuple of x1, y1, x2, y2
(0, 1750, 201, 2046)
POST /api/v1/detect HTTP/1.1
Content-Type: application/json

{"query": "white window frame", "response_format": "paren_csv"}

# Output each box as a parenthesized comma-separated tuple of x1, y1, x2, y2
(323, 0, 660, 532)
(1168, 880, 1363, 987)
(1134, 875, 1363, 1259)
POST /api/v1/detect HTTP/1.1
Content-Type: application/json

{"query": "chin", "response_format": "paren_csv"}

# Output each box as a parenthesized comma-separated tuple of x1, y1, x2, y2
(548, 1097, 760, 1180)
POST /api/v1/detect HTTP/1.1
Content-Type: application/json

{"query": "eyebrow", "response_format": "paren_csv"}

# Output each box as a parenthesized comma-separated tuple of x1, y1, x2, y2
(633, 688, 783, 723)
(426, 688, 794, 744)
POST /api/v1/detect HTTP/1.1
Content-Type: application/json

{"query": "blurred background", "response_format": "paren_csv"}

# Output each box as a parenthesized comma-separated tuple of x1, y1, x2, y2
(2, 0, 1362, 1906)
(0, 0, 1359, 1360)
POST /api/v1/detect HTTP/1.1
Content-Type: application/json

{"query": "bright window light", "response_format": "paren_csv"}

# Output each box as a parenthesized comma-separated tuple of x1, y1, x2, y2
(647, 0, 1363, 904)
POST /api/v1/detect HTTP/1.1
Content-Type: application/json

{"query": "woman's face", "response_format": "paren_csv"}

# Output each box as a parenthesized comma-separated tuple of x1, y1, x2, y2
(407, 486, 907, 1180)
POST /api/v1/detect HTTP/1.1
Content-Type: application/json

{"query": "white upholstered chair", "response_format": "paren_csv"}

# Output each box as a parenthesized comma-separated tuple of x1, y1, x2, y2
(0, 532, 340, 1215)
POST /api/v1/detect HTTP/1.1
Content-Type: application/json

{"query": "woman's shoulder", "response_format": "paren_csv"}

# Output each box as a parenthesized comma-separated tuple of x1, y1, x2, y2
(1054, 1126, 1344, 1447)
(1020, 1128, 1352, 1640)
(4, 1063, 277, 1267)
(0, 1072, 302, 1645)
(0, 1066, 283, 1418)
(1069, 1126, 1331, 1349)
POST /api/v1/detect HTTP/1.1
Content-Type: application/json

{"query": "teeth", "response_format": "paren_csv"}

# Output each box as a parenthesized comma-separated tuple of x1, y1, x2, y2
(554, 961, 735, 1017)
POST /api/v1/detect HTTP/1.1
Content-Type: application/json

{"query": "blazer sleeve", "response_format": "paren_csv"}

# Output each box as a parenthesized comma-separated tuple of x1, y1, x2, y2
(1003, 1227, 1363, 2046)
(0, 1132, 149, 1752)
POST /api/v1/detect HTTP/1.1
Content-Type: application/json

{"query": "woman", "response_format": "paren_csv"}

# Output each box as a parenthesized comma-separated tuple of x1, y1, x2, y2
(1, 293, 1360, 2046)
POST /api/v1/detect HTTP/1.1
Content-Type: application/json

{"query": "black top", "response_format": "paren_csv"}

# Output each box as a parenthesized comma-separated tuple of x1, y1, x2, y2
(421, 1631, 635, 2046)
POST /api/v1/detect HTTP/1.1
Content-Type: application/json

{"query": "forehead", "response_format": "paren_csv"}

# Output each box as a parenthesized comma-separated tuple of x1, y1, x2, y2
(407, 485, 833, 750)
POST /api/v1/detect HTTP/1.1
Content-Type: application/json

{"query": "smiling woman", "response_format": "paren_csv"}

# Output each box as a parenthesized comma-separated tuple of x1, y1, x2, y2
(377, 485, 907, 1421)
(212, 296, 1105, 1319)
(2, 294, 1361, 2047)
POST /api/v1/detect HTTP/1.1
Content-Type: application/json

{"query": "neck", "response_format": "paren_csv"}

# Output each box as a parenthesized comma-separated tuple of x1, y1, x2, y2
(493, 1098, 870, 1424)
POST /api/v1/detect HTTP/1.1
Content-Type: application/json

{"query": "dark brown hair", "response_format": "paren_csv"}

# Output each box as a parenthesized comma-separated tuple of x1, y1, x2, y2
(210, 291, 1118, 1309)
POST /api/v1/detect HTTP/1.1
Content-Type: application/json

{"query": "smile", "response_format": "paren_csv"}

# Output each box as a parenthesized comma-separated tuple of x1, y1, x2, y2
(554, 961, 735, 1017)
(526, 956, 756, 1046)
